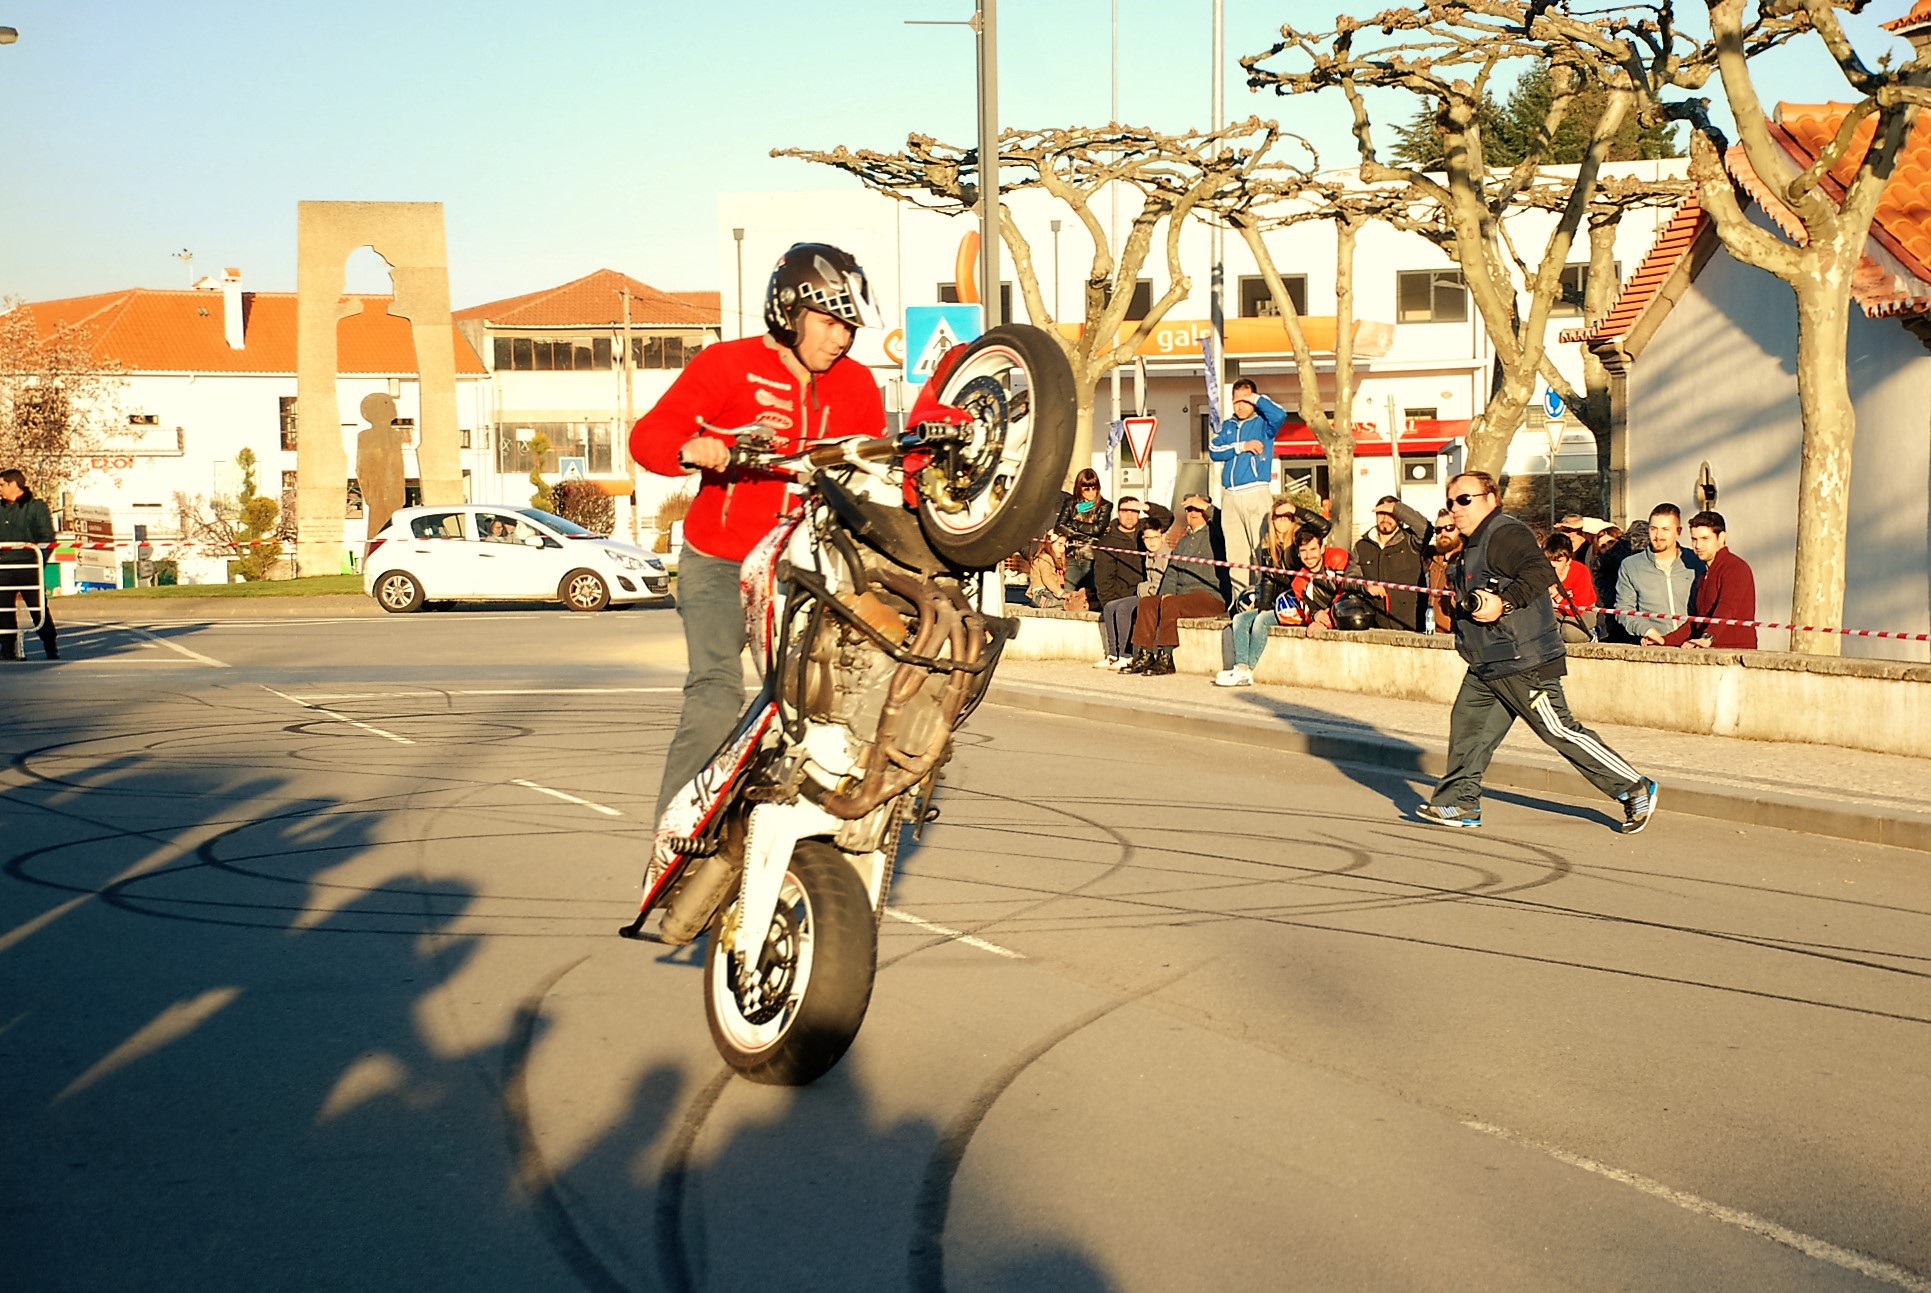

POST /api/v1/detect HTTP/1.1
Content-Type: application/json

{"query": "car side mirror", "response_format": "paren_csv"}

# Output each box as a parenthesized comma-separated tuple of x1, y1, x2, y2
(521, 533, 547, 548)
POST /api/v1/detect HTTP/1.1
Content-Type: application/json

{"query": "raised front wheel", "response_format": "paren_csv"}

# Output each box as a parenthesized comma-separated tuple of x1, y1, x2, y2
(704, 840, 877, 1086)
(917, 323, 1077, 569)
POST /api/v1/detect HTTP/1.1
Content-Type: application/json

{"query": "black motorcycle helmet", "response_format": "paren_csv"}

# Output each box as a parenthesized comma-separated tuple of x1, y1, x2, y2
(763, 242, 883, 348)
(1331, 595, 1376, 632)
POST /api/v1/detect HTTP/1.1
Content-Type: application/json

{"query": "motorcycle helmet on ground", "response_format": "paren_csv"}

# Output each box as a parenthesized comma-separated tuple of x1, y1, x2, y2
(764, 243, 884, 347)
(1330, 594, 1376, 632)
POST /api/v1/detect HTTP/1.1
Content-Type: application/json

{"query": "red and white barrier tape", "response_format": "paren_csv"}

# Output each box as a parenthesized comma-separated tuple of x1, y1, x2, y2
(1070, 539, 1931, 644)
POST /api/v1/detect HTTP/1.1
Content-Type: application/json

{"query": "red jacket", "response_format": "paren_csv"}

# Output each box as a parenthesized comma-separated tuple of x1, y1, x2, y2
(630, 335, 886, 561)
(1663, 545, 1757, 648)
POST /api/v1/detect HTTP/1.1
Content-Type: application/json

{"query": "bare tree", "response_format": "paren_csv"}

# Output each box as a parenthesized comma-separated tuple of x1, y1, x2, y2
(0, 297, 127, 503)
(1244, 5, 1693, 489)
(1199, 161, 1411, 538)
(776, 120, 1293, 470)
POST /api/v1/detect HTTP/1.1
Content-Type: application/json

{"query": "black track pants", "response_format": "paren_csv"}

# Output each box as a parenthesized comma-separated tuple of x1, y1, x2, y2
(1432, 669, 1644, 810)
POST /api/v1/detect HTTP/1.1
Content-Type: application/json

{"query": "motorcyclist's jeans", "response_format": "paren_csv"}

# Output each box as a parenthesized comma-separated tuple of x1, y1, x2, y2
(655, 545, 747, 821)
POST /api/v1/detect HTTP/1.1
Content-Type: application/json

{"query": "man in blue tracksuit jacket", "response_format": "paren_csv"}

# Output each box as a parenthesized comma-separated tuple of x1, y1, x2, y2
(1210, 378, 1286, 596)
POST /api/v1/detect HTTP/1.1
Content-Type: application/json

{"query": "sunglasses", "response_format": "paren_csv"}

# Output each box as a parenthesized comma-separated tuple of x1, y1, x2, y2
(1447, 492, 1490, 508)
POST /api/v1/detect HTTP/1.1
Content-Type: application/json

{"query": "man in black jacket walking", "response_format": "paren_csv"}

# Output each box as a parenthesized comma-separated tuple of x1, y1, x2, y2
(1421, 471, 1654, 833)
(0, 468, 58, 661)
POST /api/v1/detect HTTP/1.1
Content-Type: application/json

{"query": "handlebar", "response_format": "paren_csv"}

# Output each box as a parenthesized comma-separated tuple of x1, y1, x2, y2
(692, 422, 933, 475)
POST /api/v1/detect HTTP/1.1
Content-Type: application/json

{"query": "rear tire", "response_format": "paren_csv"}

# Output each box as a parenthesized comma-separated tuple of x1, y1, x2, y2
(374, 571, 424, 613)
(560, 568, 610, 612)
(917, 324, 1077, 569)
(704, 840, 876, 1086)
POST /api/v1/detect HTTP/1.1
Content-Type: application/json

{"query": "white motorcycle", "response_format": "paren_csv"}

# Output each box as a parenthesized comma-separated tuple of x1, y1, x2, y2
(619, 325, 1076, 1085)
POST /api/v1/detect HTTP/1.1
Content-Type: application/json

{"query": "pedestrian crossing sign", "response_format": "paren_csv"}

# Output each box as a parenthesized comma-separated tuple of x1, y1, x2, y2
(903, 304, 984, 386)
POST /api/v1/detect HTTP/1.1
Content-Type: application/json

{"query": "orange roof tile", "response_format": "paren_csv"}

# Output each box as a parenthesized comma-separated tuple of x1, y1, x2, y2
(9, 288, 486, 376)
(1570, 100, 1931, 347)
(1559, 196, 1709, 345)
(1884, 0, 1931, 32)
(454, 269, 719, 328)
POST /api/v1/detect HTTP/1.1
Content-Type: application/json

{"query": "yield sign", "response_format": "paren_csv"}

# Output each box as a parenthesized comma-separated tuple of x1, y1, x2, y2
(1122, 415, 1158, 469)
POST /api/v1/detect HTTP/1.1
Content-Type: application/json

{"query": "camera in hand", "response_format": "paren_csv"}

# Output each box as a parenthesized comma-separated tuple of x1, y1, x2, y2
(1454, 578, 1504, 616)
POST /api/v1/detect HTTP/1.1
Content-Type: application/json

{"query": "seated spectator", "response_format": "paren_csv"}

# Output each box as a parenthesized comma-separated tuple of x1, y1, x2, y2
(1026, 530, 1069, 609)
(1091, 498, 1149, 668)
(1353, 495, 1426, 631)
(1056, 468, 1112, 595)
(1595, 520, 1643, 641)
(1099, 522, 1166, 671)
(1546, 532, 1599, 642)
(1649, 510, 1758, 649)
(1125, 495, 1225, 675)
(1290, 522, 1363, 632)
(1424, 508, 1461, 634)
(1215, 496, 1303, 686)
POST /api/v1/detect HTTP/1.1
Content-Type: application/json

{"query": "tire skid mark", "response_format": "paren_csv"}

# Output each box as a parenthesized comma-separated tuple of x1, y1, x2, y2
(502, 956, 636, 1293)
(907, 962, 1200, 1292)
(654, 1066, 735, 1293)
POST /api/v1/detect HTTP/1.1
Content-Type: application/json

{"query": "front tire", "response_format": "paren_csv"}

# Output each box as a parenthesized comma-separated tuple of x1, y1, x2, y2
(918, 323, 1077, 569)
(560, 568, 610, 612)
(704, 840, 877, 1086)
(374, 571, 424, 613)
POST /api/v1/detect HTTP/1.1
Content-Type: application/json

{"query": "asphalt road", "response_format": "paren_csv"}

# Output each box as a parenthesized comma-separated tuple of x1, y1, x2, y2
(2, 606, 1927, 1292)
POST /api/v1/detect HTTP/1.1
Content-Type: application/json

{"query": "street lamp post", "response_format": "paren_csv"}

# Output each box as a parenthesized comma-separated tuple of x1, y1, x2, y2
(733, 227, 746, 340)
(908, 3, 999, 327)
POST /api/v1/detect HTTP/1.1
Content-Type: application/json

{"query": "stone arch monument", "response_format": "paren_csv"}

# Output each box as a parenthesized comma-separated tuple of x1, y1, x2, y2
(295, 201, 463, 574)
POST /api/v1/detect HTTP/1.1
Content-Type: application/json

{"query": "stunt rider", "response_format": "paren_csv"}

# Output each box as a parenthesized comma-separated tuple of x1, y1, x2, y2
(631, 243, 887, 819)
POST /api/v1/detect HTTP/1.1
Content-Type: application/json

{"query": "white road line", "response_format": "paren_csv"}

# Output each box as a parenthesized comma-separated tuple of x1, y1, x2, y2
(289, 687, 684, 703)
(885, 908, 1024, 960)
(1460, 1120, 1931, 1291)
(510, 778, 623, 817)
(261, 686, 414, 745)
(125, 625, 229, 667)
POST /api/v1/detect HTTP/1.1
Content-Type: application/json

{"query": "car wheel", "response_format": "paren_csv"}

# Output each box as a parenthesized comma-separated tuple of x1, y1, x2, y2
(560, 568, 610, 612)
(374, 571, 425, 613)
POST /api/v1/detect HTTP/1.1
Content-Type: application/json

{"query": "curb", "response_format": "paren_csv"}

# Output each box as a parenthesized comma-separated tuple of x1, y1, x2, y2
(987, 679, 1931, 854)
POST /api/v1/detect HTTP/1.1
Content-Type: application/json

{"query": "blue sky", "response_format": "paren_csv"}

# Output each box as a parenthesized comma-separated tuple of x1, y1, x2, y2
(0, 0, 1908, 309)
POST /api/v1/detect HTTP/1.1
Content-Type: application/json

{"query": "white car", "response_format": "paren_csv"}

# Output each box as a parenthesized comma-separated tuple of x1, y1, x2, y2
(363, 505, 671, 613)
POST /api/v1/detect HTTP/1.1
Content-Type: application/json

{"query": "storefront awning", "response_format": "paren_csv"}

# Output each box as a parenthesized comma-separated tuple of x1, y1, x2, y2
(1274, 418, 1468, 459)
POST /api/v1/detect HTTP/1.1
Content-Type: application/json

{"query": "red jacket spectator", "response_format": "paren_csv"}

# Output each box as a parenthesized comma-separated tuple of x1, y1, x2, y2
(1554, 549, 1598, 610)
(1663, 545, 1757, 648)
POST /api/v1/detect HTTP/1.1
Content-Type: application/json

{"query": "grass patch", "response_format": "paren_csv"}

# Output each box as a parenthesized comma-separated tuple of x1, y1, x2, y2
(73, 575, 365, 600)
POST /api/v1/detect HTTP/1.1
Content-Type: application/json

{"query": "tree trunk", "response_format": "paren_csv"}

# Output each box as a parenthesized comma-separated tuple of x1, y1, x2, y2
(1327, 439, 1355, 549)
(1463, 372, 1534, 481)
(1075, 377, 1099, 487)
(1329, 216, 1360, 542)
(1583, 217, 1619, 516)
(1788, 277, 1857, 657)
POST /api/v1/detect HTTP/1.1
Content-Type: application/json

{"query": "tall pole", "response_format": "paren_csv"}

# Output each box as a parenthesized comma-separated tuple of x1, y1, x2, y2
(732, 227, 745, 340)
(1109, 0, 1121, 438)
(618, 285, 638, 543)
(975, 0, 1000, 327)
(1210, 0, 1227, 494)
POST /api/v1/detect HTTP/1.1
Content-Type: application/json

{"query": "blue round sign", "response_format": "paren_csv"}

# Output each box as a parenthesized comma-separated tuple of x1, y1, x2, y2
(1542, 388, 1565, 420)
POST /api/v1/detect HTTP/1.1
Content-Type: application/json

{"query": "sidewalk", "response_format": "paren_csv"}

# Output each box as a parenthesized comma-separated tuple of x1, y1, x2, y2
(987, 658, 1931, 853)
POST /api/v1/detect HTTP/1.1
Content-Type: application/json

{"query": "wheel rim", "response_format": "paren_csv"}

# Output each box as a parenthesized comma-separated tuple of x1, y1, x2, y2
(709, 874, 814, 1055)
(921, 343, 1036, 539)
(378, 575, 415, 609)
(567, 574, 604, 608)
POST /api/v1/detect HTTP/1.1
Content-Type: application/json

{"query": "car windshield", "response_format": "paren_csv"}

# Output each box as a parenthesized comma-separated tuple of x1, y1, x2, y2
(518, 508, 596, 537)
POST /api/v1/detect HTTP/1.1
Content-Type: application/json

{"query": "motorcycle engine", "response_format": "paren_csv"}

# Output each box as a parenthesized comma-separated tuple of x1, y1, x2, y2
(789, 590, 948, 790)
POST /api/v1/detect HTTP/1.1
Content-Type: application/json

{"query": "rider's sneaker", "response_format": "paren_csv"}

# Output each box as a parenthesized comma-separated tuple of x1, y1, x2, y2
(1620, 778, 1659, 834)
(1213, 665, 1254, 687)
(1418, 803, 1481, 828)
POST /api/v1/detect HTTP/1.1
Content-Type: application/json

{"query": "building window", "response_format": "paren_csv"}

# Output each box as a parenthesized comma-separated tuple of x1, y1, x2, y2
(1238, 275, 1308, 317)
(630, 334, 701, 370)
(1402, 406, 1438, 430)
(393, 417, 416, 445)
(496, 422, 616, 475)
(937, 281, 1016, 319)
(1124, 279, 1153, 321)
(128, 413, 159, 426)
(459, 428, 472, 449)
(1396, 270, 1467, 323)
(1552, 262, 1619, 317)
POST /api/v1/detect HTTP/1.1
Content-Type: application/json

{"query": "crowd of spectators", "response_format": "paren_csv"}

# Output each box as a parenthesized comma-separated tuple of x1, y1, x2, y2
(1002, 466, 1759, 684)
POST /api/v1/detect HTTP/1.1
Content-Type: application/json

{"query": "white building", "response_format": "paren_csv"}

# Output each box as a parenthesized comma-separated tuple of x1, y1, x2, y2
(12, 271, 493, 577)
(719, 164, 1683, 518)
(1567, 106, 1931, 659)
(453, 269, 721, 536)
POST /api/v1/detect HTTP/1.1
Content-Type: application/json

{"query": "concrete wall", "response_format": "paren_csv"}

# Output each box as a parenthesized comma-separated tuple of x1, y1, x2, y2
(1002, 607, 1931, 758)
(1624, 228, 1931, 662)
